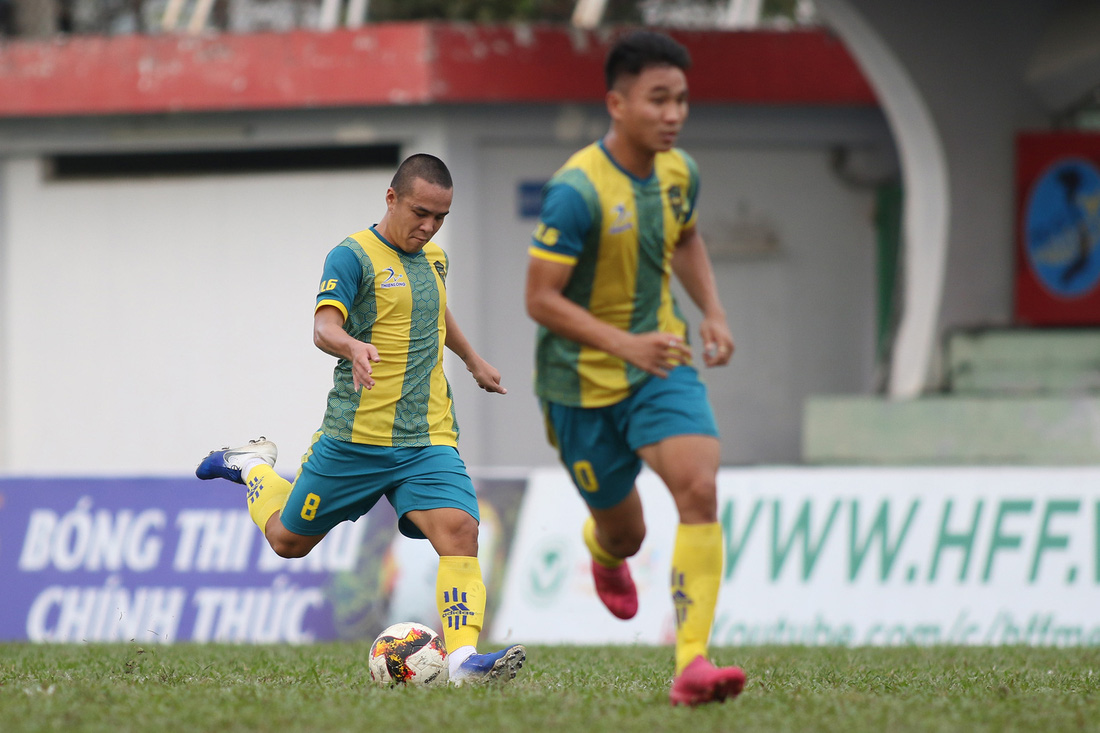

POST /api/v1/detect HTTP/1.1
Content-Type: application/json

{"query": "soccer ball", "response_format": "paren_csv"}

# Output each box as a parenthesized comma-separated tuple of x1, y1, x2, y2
(368, 621, 449, 686)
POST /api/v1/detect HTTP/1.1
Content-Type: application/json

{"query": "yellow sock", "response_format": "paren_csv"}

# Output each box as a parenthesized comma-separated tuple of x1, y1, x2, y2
(671, 522, 723, 674)
(437, 556, 486, 653)
(245, 464, 291, 532)
(583, 516, 623, 568)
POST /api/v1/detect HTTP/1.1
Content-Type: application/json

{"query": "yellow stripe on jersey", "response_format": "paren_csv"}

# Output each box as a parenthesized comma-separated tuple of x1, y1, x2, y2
(528, 245, 579, 266)
(350, 237, 411, 445)
(315, 298, 349, 320)
(578, 151, 637, 406)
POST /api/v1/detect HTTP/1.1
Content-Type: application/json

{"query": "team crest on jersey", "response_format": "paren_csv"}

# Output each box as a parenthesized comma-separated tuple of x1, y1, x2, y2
(668, 185, 686, 223)
(380, 267, 407, 288)
(433, 260, 446, 283)
(608, 203, 634, 234)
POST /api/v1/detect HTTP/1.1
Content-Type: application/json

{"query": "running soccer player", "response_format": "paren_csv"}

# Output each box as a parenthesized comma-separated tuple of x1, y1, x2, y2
(198, 153, 525, 685)
(524, 31, 744, 706)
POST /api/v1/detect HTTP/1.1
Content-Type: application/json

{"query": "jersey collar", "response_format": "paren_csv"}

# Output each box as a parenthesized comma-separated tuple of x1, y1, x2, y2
(598, 138, 657, 184)
(369, 225, 425, 258)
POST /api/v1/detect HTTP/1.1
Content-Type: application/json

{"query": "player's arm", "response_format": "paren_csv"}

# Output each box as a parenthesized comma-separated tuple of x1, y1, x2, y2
(525, 256, 690, 379)
(444, 307, 506, 394)
(671, 225, 734, 367)
(313, 305, 380, 391)
(313, 245, 380, 391)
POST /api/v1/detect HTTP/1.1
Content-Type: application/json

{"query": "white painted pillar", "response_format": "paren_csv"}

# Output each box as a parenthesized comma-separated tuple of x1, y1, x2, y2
(816, 0, 950, 398)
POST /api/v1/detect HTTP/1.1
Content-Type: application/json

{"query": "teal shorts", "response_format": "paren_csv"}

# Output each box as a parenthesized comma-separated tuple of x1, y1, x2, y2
(280, 433, 479, 539)
(542, 366, 719, 510)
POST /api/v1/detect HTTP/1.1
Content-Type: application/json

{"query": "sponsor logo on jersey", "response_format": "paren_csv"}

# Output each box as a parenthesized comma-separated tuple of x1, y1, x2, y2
(609, 203, 634, 234)
(380, 267, 407, 288)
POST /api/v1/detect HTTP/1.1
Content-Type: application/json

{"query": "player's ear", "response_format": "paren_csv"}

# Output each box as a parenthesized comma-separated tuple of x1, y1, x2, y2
(606, 89, 624, 120)
(384, 186, 397, 208)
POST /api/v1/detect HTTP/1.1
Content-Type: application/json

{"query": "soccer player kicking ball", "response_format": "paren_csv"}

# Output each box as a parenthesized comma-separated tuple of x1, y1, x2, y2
(197, 153, 525, 686)
(525, 31, 745, 706)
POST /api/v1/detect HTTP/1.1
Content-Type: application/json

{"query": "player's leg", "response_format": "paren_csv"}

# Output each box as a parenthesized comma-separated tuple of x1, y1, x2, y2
(199, 433, 379, 559)
(639, 434, 744, 705)
(627, 366, 745, 705)
(585, 492, 644, 620)
(543, 400, 646, 620)
(637, 433, 721, 661)
(274, 434, 413, 559)
(196, 437, 319, 556)
(394, 447, 525, 685)
(260, 510, 326, 558)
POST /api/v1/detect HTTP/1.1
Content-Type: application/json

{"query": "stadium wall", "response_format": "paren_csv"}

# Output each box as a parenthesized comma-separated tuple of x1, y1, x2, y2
(0, 100, 894, 474)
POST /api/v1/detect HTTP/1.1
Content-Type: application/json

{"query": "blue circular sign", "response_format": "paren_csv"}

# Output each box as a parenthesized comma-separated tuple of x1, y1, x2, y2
(1025, 158, 1100, 299)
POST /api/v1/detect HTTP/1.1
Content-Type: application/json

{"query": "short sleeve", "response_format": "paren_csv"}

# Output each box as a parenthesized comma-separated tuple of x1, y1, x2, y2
(529, 180, 593, 265)
(315, 243, 366, 320)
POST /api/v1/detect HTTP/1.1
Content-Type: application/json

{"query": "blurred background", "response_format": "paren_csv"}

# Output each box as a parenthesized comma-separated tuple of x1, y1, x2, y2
(0, 1, 814, 37)
(0, 0, 894, 476)
(5, 0, 1100, 476)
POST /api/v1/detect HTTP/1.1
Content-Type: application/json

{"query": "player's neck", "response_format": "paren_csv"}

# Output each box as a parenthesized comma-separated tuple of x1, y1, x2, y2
(373, 218, 419, 254)
(373, 215, 393, 244)
(602, 131, 656, 179)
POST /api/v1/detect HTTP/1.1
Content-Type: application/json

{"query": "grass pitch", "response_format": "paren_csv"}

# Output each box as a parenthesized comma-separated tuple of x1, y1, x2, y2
(2, 643, 1098, 733)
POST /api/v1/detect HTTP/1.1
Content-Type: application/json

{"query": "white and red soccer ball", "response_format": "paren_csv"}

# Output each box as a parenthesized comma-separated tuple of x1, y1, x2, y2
(368, 621, 449, 687)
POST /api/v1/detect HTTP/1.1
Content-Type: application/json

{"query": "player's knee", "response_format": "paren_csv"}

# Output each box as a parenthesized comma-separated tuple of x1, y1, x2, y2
(675, 475, 718, 523)
(603, 525, 645, 558)
(269, 535, 314, 559)
(431, 513, 480, 556)
(451, 516, 480, 553)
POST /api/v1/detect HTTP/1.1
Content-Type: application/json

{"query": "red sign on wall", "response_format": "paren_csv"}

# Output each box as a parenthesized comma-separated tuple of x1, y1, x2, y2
(1015, 132, 1100, 325)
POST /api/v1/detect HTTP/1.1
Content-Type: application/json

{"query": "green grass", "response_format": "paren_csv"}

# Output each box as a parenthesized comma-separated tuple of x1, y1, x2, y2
(1, 643, 1098, 732)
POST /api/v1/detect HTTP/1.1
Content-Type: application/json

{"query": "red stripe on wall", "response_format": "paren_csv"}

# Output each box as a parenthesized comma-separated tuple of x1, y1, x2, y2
(0, 23, 876, 117)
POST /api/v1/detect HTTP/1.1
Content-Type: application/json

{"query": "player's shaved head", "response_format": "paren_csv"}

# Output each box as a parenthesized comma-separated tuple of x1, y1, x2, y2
(391, 153, 453, 196)
(604, 30, 692, 91)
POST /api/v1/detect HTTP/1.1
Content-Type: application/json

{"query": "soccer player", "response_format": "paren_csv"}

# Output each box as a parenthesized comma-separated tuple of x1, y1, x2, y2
(524, 31, 745, 706)
(197, 153, 525, 686)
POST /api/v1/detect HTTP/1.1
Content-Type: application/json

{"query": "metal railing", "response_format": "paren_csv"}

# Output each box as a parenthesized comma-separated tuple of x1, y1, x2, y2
(0, 0, 814, 39)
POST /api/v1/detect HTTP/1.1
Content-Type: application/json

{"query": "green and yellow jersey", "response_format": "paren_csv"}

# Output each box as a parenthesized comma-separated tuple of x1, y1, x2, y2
(315, 226, 458, 447)
(529, 140, 700, 407)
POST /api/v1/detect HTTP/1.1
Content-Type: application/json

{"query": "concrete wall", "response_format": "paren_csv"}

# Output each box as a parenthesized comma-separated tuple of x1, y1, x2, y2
(1, 155, 385, 474)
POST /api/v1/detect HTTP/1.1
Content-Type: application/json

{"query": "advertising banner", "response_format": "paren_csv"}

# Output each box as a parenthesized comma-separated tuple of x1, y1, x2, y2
(1015, 131, 1100, 324)
(0, 477, 524, 643)
(493, 467, 1100, 646)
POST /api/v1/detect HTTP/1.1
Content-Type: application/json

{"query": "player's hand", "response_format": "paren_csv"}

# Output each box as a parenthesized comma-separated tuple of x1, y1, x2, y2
(466, 356, 507, 394)
(699, 316, 734, 367)
(352, 342, 381, 391)
(622, 331, 693, 378)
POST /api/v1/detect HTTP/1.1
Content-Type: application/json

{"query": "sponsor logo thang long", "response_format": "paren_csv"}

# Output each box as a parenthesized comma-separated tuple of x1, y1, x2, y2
(380, 267, 407, 288)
